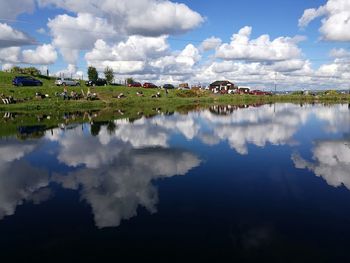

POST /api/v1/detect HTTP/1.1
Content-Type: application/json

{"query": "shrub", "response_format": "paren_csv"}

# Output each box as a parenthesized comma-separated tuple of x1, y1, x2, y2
(175, 89, 207, 98)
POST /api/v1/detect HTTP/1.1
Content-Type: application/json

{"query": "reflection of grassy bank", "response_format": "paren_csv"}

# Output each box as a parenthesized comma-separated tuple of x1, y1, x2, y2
(1, 101, 349, 139)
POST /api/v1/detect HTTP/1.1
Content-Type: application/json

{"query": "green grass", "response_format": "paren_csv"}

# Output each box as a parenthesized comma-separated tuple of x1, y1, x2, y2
(0, 71, 349, 112)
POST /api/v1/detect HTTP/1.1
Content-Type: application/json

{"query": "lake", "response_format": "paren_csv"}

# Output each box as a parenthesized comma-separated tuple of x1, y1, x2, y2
(0, 103, 350, 262)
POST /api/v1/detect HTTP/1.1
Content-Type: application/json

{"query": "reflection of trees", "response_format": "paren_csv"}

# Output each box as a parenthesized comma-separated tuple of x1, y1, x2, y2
(106, 121, 116, 135)
(292, 140, 350, 189)
(17, 125, 47, 140)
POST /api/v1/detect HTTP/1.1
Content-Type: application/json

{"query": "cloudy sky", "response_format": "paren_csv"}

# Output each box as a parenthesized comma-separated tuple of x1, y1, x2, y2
(0, 0, 349, 90)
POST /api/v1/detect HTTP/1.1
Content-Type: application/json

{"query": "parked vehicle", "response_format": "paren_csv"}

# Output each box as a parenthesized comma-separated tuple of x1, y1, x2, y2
(55, 78, 80, 86)
(12, 76, 43, 86)
(85, 78, 107, 86)
(143, 82, 158, 88)
(249, 90, 273, 96)
(163, 84, 175, 89)
(128, 82, 142, 87)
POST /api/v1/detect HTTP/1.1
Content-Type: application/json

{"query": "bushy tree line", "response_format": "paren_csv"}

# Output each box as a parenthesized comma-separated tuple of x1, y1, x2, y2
(88, 66, 114, 84)
(10, 66, 41, 76)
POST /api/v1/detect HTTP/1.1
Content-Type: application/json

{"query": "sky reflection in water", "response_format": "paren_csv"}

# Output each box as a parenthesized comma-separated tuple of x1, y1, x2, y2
(0, 103, 350, 261)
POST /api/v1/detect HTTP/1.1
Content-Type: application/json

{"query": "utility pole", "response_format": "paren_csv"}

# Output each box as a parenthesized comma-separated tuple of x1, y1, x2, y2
(274, 72, 277, 94)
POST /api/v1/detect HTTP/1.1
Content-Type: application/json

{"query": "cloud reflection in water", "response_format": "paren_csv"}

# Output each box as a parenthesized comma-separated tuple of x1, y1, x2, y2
(0, 103, 349, 227)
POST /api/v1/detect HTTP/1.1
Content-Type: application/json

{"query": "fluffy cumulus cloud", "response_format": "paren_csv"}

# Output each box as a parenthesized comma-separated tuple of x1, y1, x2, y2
(0, 23, 57, 65)
(85, 36, 169, 74)
(0, 23, 36, 48)
(22, 44, 58, 64)
(48, 13, 117, 64)
(39, 0, 204, 36)
(38, 0, 203, 70)
(54, 64, 84, 78)
(299, 0, 350, 41)
(215, 26, 303, 62)
(200, 37, 222, 52)
(329, 48, 350, 58)
(0, 44, 58, 65)
(85, 36, 201, 81)
(0, 47, 21, 64)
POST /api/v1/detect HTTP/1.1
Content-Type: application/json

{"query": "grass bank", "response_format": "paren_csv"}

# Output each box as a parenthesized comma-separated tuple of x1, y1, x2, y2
(1, 71, 349, 112)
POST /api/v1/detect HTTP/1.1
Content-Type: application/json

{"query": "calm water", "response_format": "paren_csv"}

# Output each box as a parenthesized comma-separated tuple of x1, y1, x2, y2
(1, 103, 350, 262)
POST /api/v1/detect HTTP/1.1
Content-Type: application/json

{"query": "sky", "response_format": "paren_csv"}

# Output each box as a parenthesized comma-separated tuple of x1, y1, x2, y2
(0, 0, 349, 90)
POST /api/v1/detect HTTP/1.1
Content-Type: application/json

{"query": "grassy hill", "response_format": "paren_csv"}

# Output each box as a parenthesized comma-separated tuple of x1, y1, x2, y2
(0, 71, 56, 88)
(0, 71, 349, 112)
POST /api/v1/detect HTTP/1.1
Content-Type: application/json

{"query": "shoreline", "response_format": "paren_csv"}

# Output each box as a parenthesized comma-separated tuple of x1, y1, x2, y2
(1, 85, 349, 112)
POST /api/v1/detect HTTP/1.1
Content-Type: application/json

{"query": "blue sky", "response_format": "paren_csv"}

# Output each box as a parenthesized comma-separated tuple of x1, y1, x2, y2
(0, 0, 349, 90)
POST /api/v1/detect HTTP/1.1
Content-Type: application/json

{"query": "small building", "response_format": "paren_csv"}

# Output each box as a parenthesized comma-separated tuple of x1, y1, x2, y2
(178, 83, 190, 90)
(209, 80, 236, 94)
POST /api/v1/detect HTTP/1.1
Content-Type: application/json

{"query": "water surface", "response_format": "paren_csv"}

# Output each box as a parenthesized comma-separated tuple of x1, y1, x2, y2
(1, 103, 350, 262)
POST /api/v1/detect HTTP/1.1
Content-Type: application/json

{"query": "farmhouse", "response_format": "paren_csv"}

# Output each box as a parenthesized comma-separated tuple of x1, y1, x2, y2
(209, 80, 237, 94)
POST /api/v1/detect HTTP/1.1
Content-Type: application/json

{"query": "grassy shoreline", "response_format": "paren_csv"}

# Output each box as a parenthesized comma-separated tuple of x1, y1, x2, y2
(1, 72, 349, 112)
(1, 85, 349, 112)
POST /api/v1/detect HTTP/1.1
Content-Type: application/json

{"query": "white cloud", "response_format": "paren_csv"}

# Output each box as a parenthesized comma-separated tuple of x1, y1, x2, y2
(270, 59, 310, 72)
(175, 44, 201, 67)
(85, 36, 169, 69)
(48, 13, 118, 64)
(22, 44, 58, 65)
(39, 0, 204, 36)
(36, 27, 46, 34)
(0, 43, 58, 65)
(0, 47, 21, 64)
(0, 23, 36, 48)
(299, 0, 350, 41)
(85, 37, 200, 80)
(53, 64, 83, 79)
(298, 6, 327, 28)
(215, 26, 303, 62)
(200, 37, 222, 52)
(0, 0, 35, 20)
(2, 63, 14, 71)
(329, 48, 350, 58)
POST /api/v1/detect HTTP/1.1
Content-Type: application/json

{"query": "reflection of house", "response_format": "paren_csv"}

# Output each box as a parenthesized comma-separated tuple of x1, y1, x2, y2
(209, 81, 236, 94)
(209, 105, 237, 115)
(209, 104, 266, 115)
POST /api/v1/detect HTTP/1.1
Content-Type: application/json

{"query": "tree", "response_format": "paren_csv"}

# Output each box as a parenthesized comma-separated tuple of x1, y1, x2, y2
(10, 66, 40, 75)
(88, 66, 98, 81)
(126, 77, 134, 85)
(10, 66, 22, 74)
(23, 67, 40, 76)
(104, 66, 114, 84)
